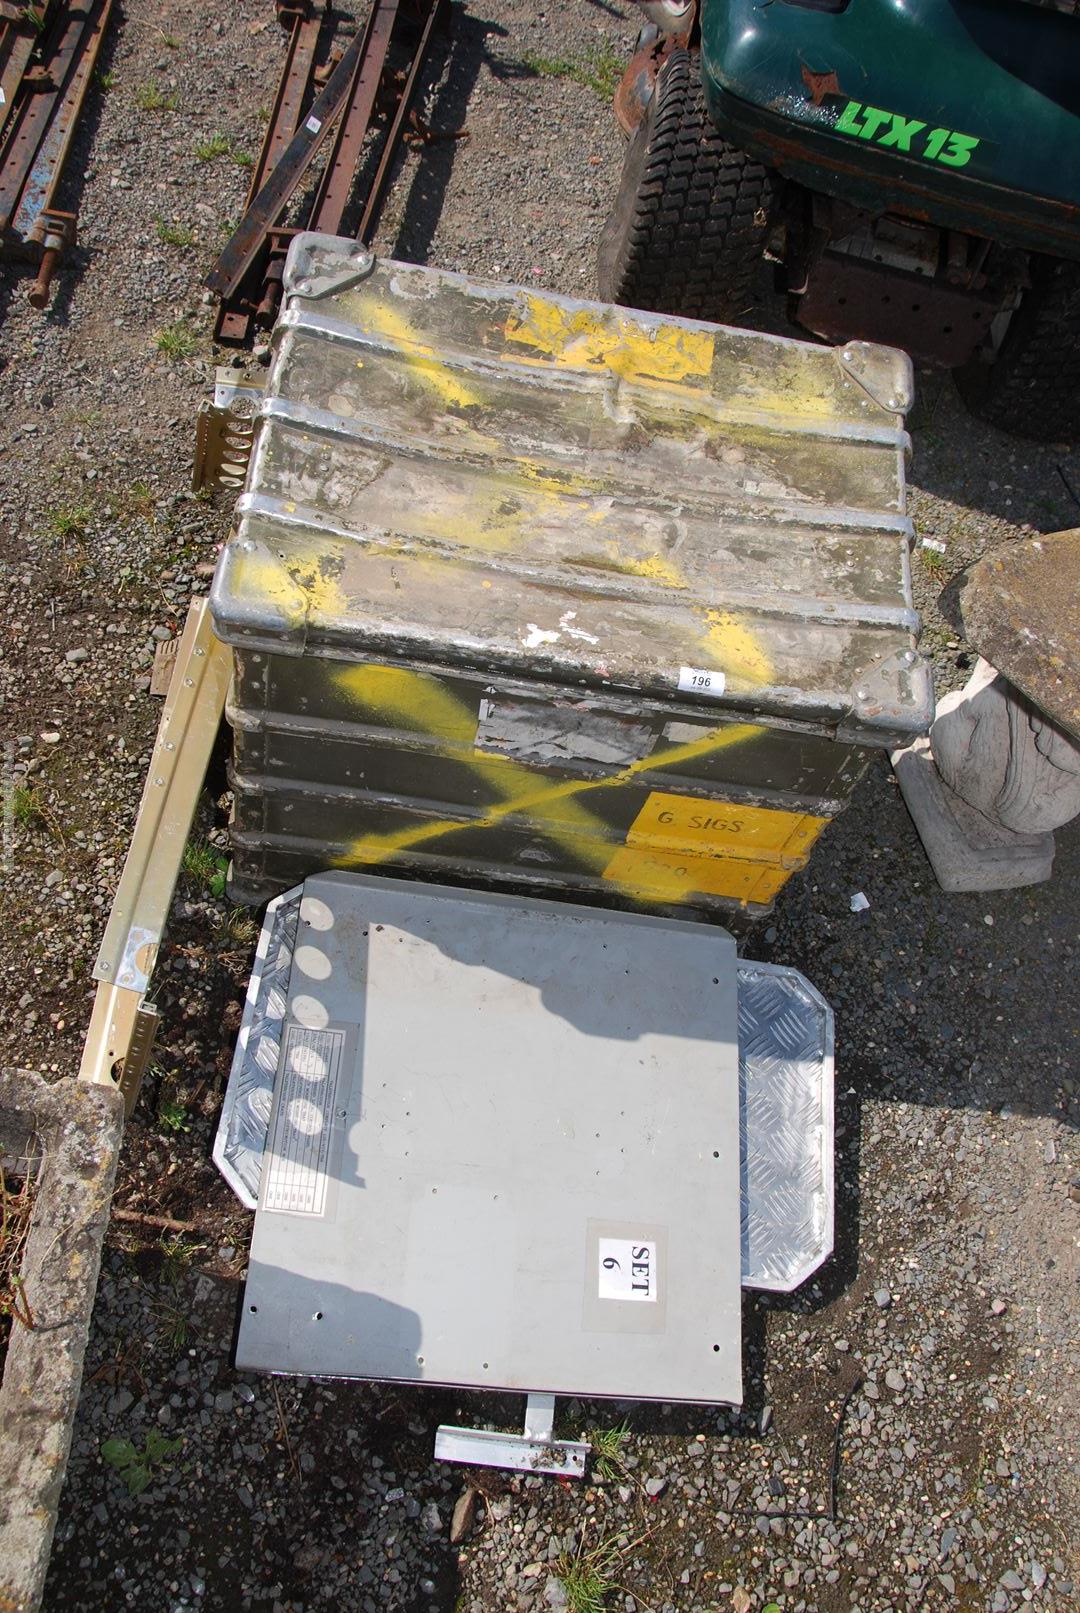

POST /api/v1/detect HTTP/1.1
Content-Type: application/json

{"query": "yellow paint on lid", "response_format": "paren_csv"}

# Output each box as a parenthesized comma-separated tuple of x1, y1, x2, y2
(504, 295, 714, 385)
(347, 293, 482, 410)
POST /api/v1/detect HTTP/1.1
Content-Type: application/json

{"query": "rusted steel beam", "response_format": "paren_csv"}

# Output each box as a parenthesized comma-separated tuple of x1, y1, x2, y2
(215, 0, 330, 344)
(0, 7, 54, 147)
(0, 0, 112, 312)
(309, 0, 399, 233)
(206, 22, 369, 301)
(212, 0, 445, 348)
(231, 0, 403, 338)
(357, 0, 445, 243)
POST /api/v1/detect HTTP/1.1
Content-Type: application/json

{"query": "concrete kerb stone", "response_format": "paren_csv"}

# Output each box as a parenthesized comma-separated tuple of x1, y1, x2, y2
(0, 1069, 124, 1613)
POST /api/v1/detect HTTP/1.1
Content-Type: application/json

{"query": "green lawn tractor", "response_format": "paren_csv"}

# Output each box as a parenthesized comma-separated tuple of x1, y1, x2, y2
(599, 0, 1080, 440)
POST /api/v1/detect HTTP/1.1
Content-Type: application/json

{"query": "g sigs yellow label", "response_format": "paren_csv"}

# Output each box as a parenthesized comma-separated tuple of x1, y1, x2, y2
(601, 791, 830, 907)
(627, 791, 828, 861)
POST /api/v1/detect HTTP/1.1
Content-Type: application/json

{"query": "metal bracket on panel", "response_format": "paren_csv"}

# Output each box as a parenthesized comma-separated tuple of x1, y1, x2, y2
(835, 339, 914, 414)
(435, 1393, 589, 1479)
(192, 368, 265, 495)
(283, 232, 376, 301)
(840, 646, 935, 743)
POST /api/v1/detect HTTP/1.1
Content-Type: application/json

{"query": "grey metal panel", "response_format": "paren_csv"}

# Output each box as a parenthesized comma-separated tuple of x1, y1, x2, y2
(217, 891, 838, 1293)
(237, 871, 744, 1405)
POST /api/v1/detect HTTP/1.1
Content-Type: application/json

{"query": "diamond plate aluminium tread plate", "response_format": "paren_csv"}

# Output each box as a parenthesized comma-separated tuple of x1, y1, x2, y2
(737, 961, 834, 1293)
(214, 890, 834, 1292)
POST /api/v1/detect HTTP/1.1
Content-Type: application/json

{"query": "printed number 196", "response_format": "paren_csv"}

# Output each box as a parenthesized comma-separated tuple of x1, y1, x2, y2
(677, 665, 726, 698)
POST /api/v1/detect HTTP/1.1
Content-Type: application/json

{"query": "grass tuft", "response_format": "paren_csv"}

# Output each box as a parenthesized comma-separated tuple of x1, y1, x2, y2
(49, 503, 93, 539)
(586, 1420, 630, 1482)
(522, 45, 623, 100)
(920, 545, 949, 581)
(194, 133, 231, 162)
(135, 80, 178, 113)
(11, 785, 41, 827)
(214, 907, 257, 947)
(154, 217, 196, 249)
(556, 1525, 637, 1613)
(154, 320, 198, 360)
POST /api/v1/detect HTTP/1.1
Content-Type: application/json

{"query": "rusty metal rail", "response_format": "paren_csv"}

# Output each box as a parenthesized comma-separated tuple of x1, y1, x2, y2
(216, 0, 331, 343)
(0, 0, 113, 310)
(210, 0, 446, 347)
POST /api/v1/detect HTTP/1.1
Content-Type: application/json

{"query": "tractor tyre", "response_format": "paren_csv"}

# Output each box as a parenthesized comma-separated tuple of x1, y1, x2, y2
(955, 258, 1080, 442)
(597, 48, 775, 324)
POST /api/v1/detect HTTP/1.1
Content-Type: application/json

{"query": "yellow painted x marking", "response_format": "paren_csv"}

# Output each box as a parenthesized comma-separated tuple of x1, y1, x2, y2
(332, 664, 765, 892)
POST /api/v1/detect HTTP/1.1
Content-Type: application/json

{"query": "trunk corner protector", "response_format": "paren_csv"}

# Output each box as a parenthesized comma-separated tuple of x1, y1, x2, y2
(835, 339, 914, 416)
(283, 232, 377, 301)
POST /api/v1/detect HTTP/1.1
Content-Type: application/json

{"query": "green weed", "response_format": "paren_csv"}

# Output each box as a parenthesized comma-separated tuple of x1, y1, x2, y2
(157, 1099, 190, 1134)
(586, 1421, 629, 1482)
(96, 68, 117, 91)
(232, 149, 256, 170)
(154, 321, 198, 360)
(101, 1429, 183, 1496)
(154, 217, 196, 248)
(135, 81, 178, 113)
(522, 45, 623, 100)
(181, 839, 228, 898)
(194, 133, 231, 162)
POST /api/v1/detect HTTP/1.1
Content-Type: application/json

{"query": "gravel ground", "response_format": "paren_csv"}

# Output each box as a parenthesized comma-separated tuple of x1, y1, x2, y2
(0, 3, 1074, 1612)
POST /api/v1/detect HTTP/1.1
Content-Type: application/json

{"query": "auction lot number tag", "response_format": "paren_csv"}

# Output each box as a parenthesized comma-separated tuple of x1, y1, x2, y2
(677, 666, 726, 698)
(597, 1238, 658, 1303)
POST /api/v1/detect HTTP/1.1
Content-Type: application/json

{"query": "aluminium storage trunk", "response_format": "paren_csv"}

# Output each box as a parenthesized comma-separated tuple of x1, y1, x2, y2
(211, 233, 932, 916)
